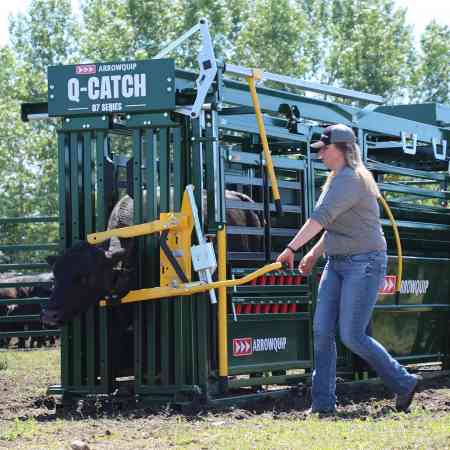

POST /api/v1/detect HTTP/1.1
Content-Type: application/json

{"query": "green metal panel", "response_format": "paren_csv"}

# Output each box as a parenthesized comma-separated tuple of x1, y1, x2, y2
(82, 131, 96, 387)
(376, 103, 450, 127)
(190, 118, 210, 388)
(48, 59, 176, 117)
(95, 130, 112, 394)
(172, 126, 186, 386)
(228, 314, 310, 373)
(143, 129, 158, 386)
(159, 127, 172, 386)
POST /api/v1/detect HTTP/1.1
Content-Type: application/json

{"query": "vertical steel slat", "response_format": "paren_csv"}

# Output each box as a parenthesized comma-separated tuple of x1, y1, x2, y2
(181, 120, 195, 386)
(132, 129, 144, 387)
(58, 131, 71, 388)
(204, 110, 220, 373)
(96, 130, 111, 394)
(191, 118, 209, 387)
(83, 131, 96, 387)
(307, 140, 318, 375)
(172, 126, 185, 385)
(159, 128, 172, 385)
(69, 132, 83, 388)
(144, 129, 158, 386)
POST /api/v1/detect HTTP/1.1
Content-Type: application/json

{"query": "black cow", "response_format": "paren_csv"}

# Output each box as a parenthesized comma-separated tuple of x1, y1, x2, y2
(42, 190, 261, 327)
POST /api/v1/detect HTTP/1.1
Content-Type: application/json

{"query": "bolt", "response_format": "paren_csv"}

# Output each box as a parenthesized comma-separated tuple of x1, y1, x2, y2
(49, 85, 54, 90)
(49, 94, 54, 99)
(167, 87, 172, 92)
(163, 112, 168, 117)
(167, 77, 172, 82)
(126, 114, 131, 120)
(191, 137, 195, 141)
(102, 115, 106, 121)
(65, 118, 70, 123)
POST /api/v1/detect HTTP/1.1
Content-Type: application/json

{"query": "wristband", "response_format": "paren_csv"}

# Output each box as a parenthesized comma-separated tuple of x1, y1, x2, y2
(287, 245, 297, 254)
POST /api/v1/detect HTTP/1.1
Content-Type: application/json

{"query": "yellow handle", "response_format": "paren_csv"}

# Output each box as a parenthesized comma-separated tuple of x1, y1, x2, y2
(87, 216, 181, 245)
(247, 70, 282, 215)
(379, 195, 403, 292)
(100, 262, 283, 306)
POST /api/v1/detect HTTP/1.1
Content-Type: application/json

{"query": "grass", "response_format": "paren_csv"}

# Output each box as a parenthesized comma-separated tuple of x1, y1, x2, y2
(1, 349, 450, 449)
(1, 409, 450, 449)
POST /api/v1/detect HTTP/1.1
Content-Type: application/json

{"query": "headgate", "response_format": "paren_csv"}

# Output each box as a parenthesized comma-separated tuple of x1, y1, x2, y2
(21, 19, 450, 405)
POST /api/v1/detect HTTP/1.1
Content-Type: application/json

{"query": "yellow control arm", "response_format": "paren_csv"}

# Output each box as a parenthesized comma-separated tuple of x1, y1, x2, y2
(247, 69, 283, 216)
(100, 262, 282, 307)
(87, 215, 183, 245)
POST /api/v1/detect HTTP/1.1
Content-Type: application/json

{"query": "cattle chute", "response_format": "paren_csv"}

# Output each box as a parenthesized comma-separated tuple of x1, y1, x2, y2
(21, 19, 450, 407)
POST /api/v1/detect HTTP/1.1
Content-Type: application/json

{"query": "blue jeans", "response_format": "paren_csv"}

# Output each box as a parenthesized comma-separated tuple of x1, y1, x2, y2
(311, 250, 417, 412)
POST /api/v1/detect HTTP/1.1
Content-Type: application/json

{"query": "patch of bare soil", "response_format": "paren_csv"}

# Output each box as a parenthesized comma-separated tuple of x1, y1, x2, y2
(3, 371, 450, 426)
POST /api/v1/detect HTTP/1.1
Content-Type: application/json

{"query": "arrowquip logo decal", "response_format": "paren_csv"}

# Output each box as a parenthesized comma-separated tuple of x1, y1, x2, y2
(400, 279, 429, 296)
(233, 338, 252, 356)
(233, 337, 287, 357)
(379, 275, 397, 294)
(76, 64, 96, 75)
(379, 276, 429, 296)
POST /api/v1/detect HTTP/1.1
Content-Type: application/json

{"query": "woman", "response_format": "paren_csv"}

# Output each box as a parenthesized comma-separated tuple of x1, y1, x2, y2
(276, 124, 419, 413)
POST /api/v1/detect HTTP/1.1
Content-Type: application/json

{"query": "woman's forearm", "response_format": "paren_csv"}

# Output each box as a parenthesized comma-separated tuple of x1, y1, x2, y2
(310, 233, 325, 258)
(288, 218, 323, 252)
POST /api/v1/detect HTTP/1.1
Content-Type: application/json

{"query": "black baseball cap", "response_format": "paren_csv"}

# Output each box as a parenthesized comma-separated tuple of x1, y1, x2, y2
(311, 124, 356, 149)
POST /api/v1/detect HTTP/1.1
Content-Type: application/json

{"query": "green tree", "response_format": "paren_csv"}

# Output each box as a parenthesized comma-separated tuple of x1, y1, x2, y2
(413, 21, 450, 103)
(232, 0, 314, 77)
(9, 0, 80, 98)
(323, 0, 415, 101)
(80, 0, 135, 61)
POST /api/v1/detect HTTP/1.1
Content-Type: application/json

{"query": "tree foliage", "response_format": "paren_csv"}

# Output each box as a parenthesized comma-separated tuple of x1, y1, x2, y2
(413, 21, 450, 104)
(0, 0, 448, 247)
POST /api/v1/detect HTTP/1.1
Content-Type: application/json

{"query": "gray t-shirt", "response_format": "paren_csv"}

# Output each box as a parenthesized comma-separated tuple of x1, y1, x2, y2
(311, 166, 387, 256)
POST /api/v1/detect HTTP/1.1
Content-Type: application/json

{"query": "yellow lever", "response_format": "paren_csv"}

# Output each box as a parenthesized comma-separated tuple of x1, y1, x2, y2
(247, 69, 283, 216)
(87, 215, 182, 245)
(100, 262, 283, 307)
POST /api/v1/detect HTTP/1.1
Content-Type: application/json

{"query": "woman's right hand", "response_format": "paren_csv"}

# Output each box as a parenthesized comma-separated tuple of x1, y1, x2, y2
(298, 251, 318, 276)
(276, 248, 295, 269)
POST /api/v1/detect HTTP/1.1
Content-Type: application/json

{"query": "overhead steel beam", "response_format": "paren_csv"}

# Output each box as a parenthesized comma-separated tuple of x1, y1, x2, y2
(225, 63, 385, 105)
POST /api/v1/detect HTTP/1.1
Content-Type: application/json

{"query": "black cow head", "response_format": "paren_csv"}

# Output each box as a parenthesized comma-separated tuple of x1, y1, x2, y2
(41, 241, 127, 326)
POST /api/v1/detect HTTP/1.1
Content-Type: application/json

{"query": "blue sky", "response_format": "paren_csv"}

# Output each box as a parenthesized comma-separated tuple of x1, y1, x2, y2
(0, 0, 449, 48)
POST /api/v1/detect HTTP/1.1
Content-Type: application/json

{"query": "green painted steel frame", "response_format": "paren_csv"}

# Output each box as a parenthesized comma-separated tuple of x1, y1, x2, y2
(48, 60, 450, 405)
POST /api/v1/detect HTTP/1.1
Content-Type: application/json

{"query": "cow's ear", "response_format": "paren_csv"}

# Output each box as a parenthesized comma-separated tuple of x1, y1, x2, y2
(105, 248, 126, 266)
(46, 255, 58, 268)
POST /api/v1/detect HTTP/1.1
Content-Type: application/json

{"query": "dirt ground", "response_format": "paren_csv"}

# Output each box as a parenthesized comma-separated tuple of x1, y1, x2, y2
(1, 351, 449, 423)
